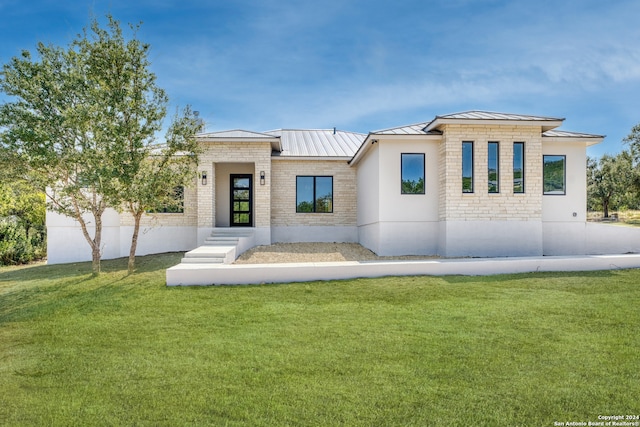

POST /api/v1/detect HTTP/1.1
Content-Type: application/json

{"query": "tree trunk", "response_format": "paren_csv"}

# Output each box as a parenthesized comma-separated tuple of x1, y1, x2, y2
(128, 210, 143, 274)
(603, 199, 609, 218)
(91, 209, 103, 276)
(70, 194, 103, 276)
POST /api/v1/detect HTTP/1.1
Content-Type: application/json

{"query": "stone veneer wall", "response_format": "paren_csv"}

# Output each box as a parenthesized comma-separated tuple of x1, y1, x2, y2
(119, 179, 198, 227)
(439, 124, 543, 221)
(196, 141, 273, 229)
(271, 159, 357, 227)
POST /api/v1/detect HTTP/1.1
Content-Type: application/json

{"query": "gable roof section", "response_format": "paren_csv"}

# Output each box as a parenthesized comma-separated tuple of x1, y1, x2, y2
(266, 129, 365, 158)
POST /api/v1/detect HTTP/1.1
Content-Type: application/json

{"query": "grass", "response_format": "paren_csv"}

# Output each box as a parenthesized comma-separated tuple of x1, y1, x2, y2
(588, 209, 640, 226)
(1, 254, 639, 426)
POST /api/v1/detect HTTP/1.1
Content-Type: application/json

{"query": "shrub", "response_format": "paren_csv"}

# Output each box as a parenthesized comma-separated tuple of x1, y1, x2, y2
(0, 218, 45, 265)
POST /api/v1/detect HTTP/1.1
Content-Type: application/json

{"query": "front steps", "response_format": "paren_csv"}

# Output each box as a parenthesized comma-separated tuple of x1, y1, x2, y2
(180, 228, 255, 265)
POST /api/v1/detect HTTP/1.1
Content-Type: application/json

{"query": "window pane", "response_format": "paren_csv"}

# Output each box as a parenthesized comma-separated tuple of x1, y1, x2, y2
(462, 142, 473, 193)
(488, 142, 499, 193)
(233, 201, 250, 212)
(233, 177, 250, 189)
(401, 153, 425, 194)
(543, 155, 566, 195)
(296, 176, 314, 212)
(315, 177, 333, 213)
(233, 213, 250, 224)
(233, 189, 250, 201)
(513, 142, 524, 193)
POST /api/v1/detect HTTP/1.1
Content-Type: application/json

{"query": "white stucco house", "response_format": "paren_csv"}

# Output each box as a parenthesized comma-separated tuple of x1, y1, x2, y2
(47, 110, 640, 265)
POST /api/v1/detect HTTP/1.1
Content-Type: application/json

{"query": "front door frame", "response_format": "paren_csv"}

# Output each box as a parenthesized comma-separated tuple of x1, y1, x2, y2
(230, 174, 253, 227)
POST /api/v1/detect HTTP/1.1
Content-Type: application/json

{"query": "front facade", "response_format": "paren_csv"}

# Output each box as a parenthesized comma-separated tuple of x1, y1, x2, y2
(48, 111, 620, 264)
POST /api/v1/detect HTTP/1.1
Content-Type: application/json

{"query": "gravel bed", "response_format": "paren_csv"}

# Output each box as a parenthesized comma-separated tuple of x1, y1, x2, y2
(234, 242, 439, 264)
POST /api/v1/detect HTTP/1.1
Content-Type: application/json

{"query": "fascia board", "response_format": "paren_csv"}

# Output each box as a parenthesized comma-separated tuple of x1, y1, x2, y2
(424, 118, 564, 133)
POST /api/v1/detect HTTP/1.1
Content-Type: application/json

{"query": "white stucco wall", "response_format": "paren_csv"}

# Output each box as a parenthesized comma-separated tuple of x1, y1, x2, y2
(542, 140, 587, 222)
(440, 220, 543, 257)
(46, 208, 122, 264)
(356, 143, 380, 252)
(356, 138, 440, 255)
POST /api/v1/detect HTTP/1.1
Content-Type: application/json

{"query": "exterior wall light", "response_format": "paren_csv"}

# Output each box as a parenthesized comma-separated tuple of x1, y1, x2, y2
(260, 171, 266, 185)
(201, 171, 207, 185)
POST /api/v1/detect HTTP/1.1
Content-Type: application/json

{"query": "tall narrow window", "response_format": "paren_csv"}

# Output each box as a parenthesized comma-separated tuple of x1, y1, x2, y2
(462, 141, 474, 193)
(543, 155, 566, 195)
(513, 142, 525, 193)
(401, 153, 425, 194)
(296, 176, 333, 213)
(488, 142, 499, 193)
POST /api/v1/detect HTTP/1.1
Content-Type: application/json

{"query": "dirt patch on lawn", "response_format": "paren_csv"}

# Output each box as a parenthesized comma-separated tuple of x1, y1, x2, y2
(234, 242, 439, 264)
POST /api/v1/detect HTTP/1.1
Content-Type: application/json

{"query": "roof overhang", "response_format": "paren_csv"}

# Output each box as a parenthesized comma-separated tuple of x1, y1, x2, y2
(272, 155, 352, 161)
(424, 117, 564, 133)
(543, 135, 605, 147)
(197, 135, 282, 152)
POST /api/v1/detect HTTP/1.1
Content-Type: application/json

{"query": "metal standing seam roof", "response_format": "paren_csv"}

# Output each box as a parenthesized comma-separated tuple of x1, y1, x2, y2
(371, 122, 433, 135)
(435, 111, 565, 121)
(265, 129, 365, 157)
(542, 129, 604, 138)
(197, 129, 279, 139)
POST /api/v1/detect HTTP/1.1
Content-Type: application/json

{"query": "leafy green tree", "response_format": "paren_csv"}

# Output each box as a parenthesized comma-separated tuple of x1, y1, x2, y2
(117, 107, 201, 274)
(0, 16, 198, 274)
(587, 151, 637, 217)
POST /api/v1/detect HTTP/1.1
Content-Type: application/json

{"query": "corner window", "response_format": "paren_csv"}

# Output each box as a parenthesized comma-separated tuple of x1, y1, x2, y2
(543, 155, 566, 195)
(296, 176, 333, 213)
(401, 153, 425, 194)
(488, 142, 499, 193)
(462, 141, 474, 193)
(513, 142, 525, 193)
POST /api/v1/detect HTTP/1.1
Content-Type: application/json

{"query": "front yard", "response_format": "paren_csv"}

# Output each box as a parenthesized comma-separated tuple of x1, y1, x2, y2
(1, 254, 638, 426)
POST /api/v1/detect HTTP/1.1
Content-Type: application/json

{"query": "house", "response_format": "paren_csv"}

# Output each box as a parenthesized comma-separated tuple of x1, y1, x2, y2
(49, 110, 637, 265)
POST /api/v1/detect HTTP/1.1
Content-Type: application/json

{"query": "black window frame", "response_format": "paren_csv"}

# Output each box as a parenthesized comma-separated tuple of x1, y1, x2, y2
(488, 141, 500, 194)
(401, 153, 426, 195)
(462, 141, 474, 193)
(513, 142, 525, 194)
(543, 155, 567, 195)
(296, 176, 334, 213)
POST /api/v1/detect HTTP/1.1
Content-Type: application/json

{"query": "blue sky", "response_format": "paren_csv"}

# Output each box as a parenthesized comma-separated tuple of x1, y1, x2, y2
(1, 0, 639, 157)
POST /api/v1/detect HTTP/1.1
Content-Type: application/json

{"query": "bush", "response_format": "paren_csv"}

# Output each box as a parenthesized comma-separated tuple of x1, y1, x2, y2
(0, 218, 46, 265)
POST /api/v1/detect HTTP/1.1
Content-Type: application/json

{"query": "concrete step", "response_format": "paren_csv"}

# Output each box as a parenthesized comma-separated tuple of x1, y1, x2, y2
(180, 257, 225, 264)
(204, 237, 240, 244)
(211, 229, 254, 237)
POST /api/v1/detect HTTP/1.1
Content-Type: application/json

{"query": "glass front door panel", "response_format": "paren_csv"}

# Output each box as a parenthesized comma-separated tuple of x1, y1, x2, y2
(231, 175, 252, 226)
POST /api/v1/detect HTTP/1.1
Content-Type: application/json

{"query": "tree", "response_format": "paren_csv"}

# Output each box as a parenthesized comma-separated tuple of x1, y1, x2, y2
(117, 107, 202, 274)
(587, 151, 637, 217)
(0, 15, 197, 274)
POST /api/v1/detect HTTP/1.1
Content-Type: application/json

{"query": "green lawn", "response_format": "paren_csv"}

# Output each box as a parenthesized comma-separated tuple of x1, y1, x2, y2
(1, 254, 639, 426)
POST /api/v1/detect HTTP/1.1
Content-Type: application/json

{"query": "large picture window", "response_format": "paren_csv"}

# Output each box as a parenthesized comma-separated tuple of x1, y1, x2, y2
(543, 155, 566, 195)
(513, 142, 525, 193)
(296, 176, 333, 213)
(401, 153, 425, 194)
(462, 141, 474, 193)
(488, 142, 499, 193)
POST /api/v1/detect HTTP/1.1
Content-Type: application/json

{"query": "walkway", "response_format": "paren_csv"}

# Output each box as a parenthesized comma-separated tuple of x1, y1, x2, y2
(166, 253, 640, 286)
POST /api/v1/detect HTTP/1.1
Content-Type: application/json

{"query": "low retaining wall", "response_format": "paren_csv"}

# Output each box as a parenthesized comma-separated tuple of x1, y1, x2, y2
(166, 254, 640, 286)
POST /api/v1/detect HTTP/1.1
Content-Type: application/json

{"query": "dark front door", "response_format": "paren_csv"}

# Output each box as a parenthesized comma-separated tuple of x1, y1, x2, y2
(230, 174, 252, 227)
